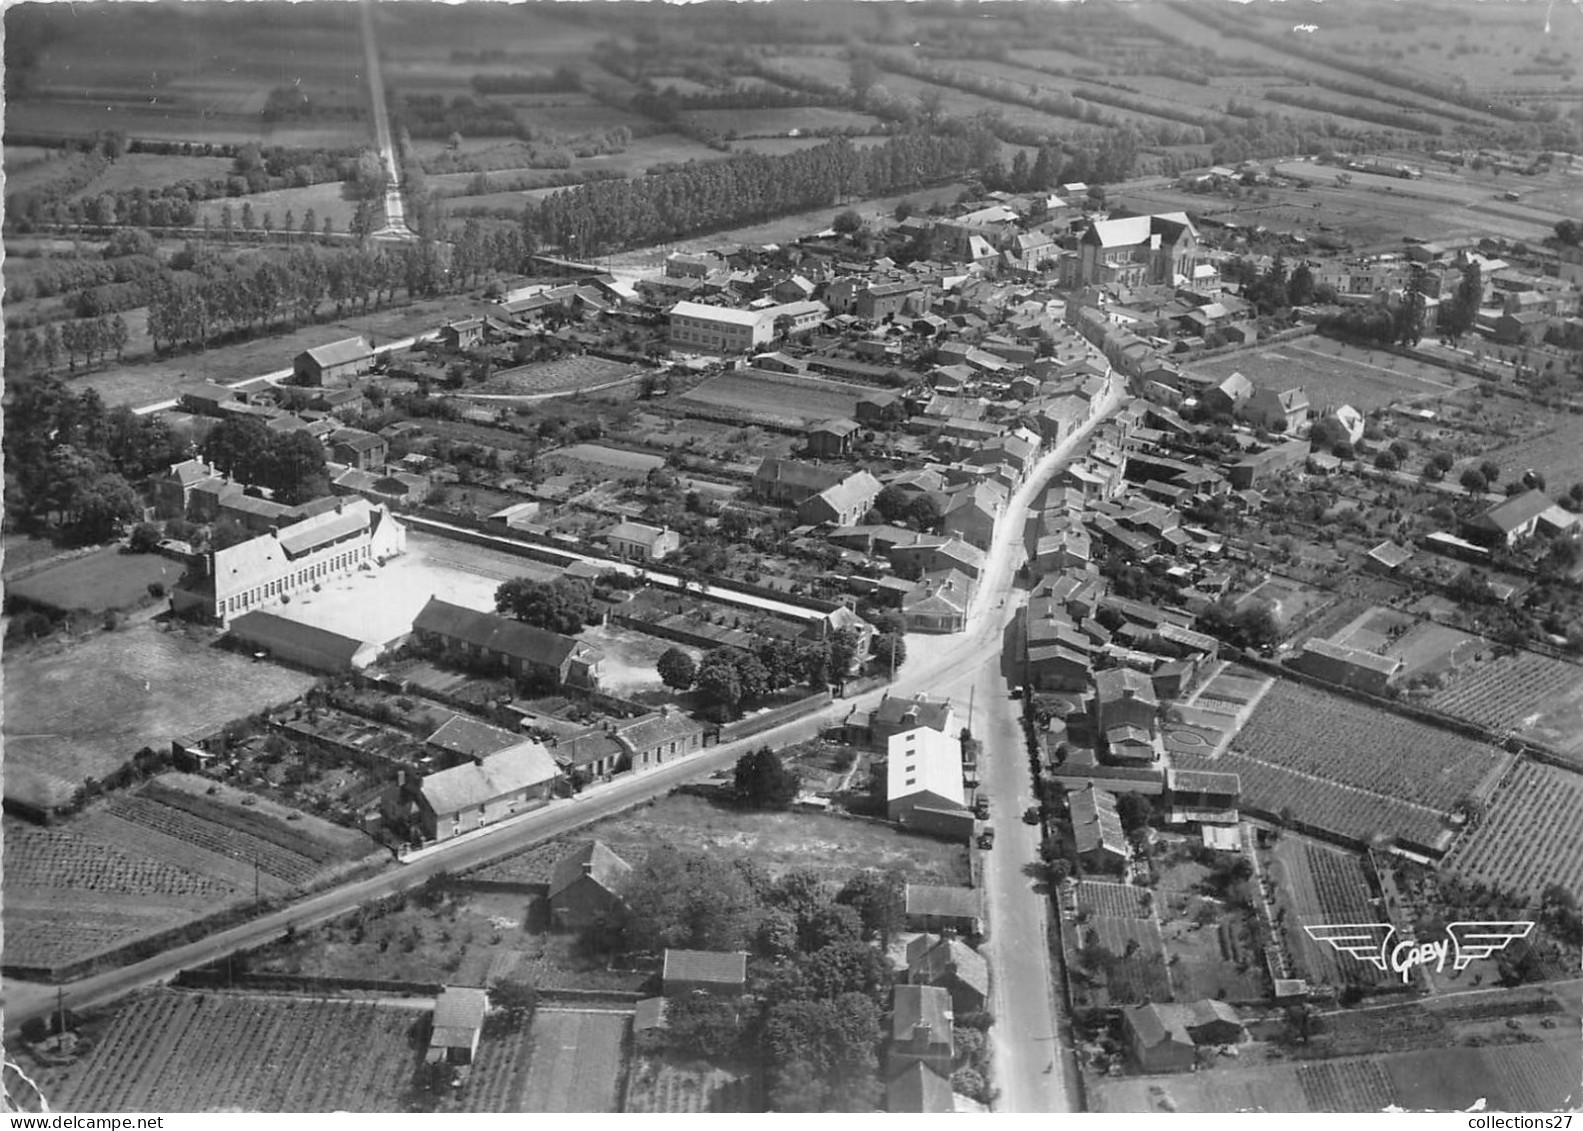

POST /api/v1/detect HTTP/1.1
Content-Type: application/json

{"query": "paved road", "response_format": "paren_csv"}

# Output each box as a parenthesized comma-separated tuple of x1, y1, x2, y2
(358, 0, 414, 242)
(8, 387, 1118, 1117)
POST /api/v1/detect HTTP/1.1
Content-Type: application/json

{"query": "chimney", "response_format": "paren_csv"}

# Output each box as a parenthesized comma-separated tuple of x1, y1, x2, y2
(398, 768, 406, 788)
(582, 861, 595, 876)
(1122, 688, 1135, 700)
(913, 1022, 932, 1045)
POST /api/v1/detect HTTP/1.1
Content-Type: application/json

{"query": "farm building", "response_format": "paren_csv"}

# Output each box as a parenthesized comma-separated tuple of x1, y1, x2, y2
(171, 498, 406, 626)
(605, 521, 679, 563)
(428, 986, 490, 1066)
(293, 337, 374, 386)
(1122, 1001, 1244, 1073)
(905, 934, 990, 1013)
(548, 840, 633, 931)
(662, 949, 747, 996)
(889, 984, 954, 1073)
(904, 884, 982, 936)
(391, 739, 559, 843)
(410, 597, 604, 690)
(1291, 638, 1404, 696)
(225, 611, 381, 673)
(885, 726, 971, 841)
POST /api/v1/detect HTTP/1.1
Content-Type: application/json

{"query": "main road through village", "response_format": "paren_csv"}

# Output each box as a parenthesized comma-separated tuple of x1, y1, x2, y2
(6, 388, 1117, 1112)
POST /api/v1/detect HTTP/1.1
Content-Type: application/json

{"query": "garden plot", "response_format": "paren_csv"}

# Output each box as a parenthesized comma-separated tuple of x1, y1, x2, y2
(516, 1010, 631, 1113)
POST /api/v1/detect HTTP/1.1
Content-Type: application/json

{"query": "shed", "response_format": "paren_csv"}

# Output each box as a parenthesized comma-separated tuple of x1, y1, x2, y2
(662, 949, 747, 995)
(428, 986, 489, 1065)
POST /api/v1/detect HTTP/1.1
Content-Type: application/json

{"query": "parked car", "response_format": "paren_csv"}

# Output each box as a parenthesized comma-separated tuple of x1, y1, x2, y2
(1023, 805, 1042, 825)
(973, 795, 990, 820)
(978, 826, 996, 849)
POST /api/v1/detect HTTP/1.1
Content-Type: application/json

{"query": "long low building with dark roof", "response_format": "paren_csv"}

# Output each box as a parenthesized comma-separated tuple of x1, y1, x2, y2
(411, 597, 604, 690)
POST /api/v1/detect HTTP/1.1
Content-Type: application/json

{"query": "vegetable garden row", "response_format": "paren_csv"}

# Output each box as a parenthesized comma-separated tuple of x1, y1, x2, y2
(1441, 760, 1583, 902)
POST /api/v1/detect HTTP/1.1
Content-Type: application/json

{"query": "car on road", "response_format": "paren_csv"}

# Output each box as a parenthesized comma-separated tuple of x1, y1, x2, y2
(973, 795, 990, 820)
(977, 826, 996, 849)
(1023, 805, 1042, 825)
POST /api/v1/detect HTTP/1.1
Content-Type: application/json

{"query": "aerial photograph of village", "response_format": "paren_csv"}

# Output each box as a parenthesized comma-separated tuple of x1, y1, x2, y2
(2, 0, 1581, 1116)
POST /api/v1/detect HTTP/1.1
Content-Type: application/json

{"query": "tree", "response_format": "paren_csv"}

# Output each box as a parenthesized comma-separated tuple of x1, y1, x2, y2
(835, 869, 905, 940)
(622, 848, 766, 953)
(696, 649, 745, 710)
(488, 978, 539, 1024)
(1115, 792, 1151, 833)
(656, 646, 697, 691)
(1460, 468, 1489, 495)
(128, 522, 163, 553)
(1444, 260, 1482, 339)
(1397, 266, 1428, 347)
(765, 994, 883, 1112)
(494, 577, 595, 634)
(734, 746, 799, 810)
(1286, 262, 1315, 307)
(65, 473, 140, 544)
(831, 209, 864, 235)
(1375, 449, 1400, 472)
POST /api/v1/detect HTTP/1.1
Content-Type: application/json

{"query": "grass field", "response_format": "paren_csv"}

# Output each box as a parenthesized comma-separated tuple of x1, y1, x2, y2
(193, 181, 360, 235)
(39, 990, 422, 1112)
(1479, 418, 1583, 498)
(1091, 1063, 1311, 1113)
(6, 548, 178, 615)
(1380, 1041, 1581, 1112)
(681, 371, 869, 428)
(515, 1010, 630, 1113)
(680, 107, 884, 137)
(4, 624, 318, 810)
(1187, 336, 1472, 414)
(1441, 760, 1583, 903)
(473, 792, 971, 886)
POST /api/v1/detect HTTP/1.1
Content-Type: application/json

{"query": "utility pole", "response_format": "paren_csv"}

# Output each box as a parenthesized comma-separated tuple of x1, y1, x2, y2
(56, 986, 65, 1042)
(967, 683, 975, 738)
(254, 856, 260, 906)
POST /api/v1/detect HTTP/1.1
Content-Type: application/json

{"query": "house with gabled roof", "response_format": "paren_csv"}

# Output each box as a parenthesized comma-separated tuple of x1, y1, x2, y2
(605, 521, 680, 563)
(397, 739, 559, 843)
(548, 840, 634, 930)
(901, 569, 971, 634)
(1123, 1001, 1244, 1072)
(152, 458, 223, 518)
(870, 694, 956, 745)
(798, 470, 883, 527)
(425, 714, 524, 761)
(1467, 488, 1580, 548)
(1069, 782, 1129, 869)
(1203, 371, 1255, 418)
(1242, 386, 1310, 434)
(807, 417, 860, 458)
(906, 934, 989, 1013)
(889, 984, 954, 1073)
(886, 1061, 953, 1114)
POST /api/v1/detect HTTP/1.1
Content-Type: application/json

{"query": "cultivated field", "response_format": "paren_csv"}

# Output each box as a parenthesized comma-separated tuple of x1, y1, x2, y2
(472, 793, 970, 886)
(515, 1010, 630, 1113)
(1441, 760, 1583, 903)
(1297, 1059, 1406, 1113)
(680, 371, 870, 428)
(3, 624, 318, 811)
(1225, 680, 1511, 849)
(1075, 880, 1153, 919)
(5, 548, 178, 615)
(41, 991, 422, 1112)
(1074, 913, 1172, 1005)
(550, 443, 666, 474)
(1187, 337, 1472, 415)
